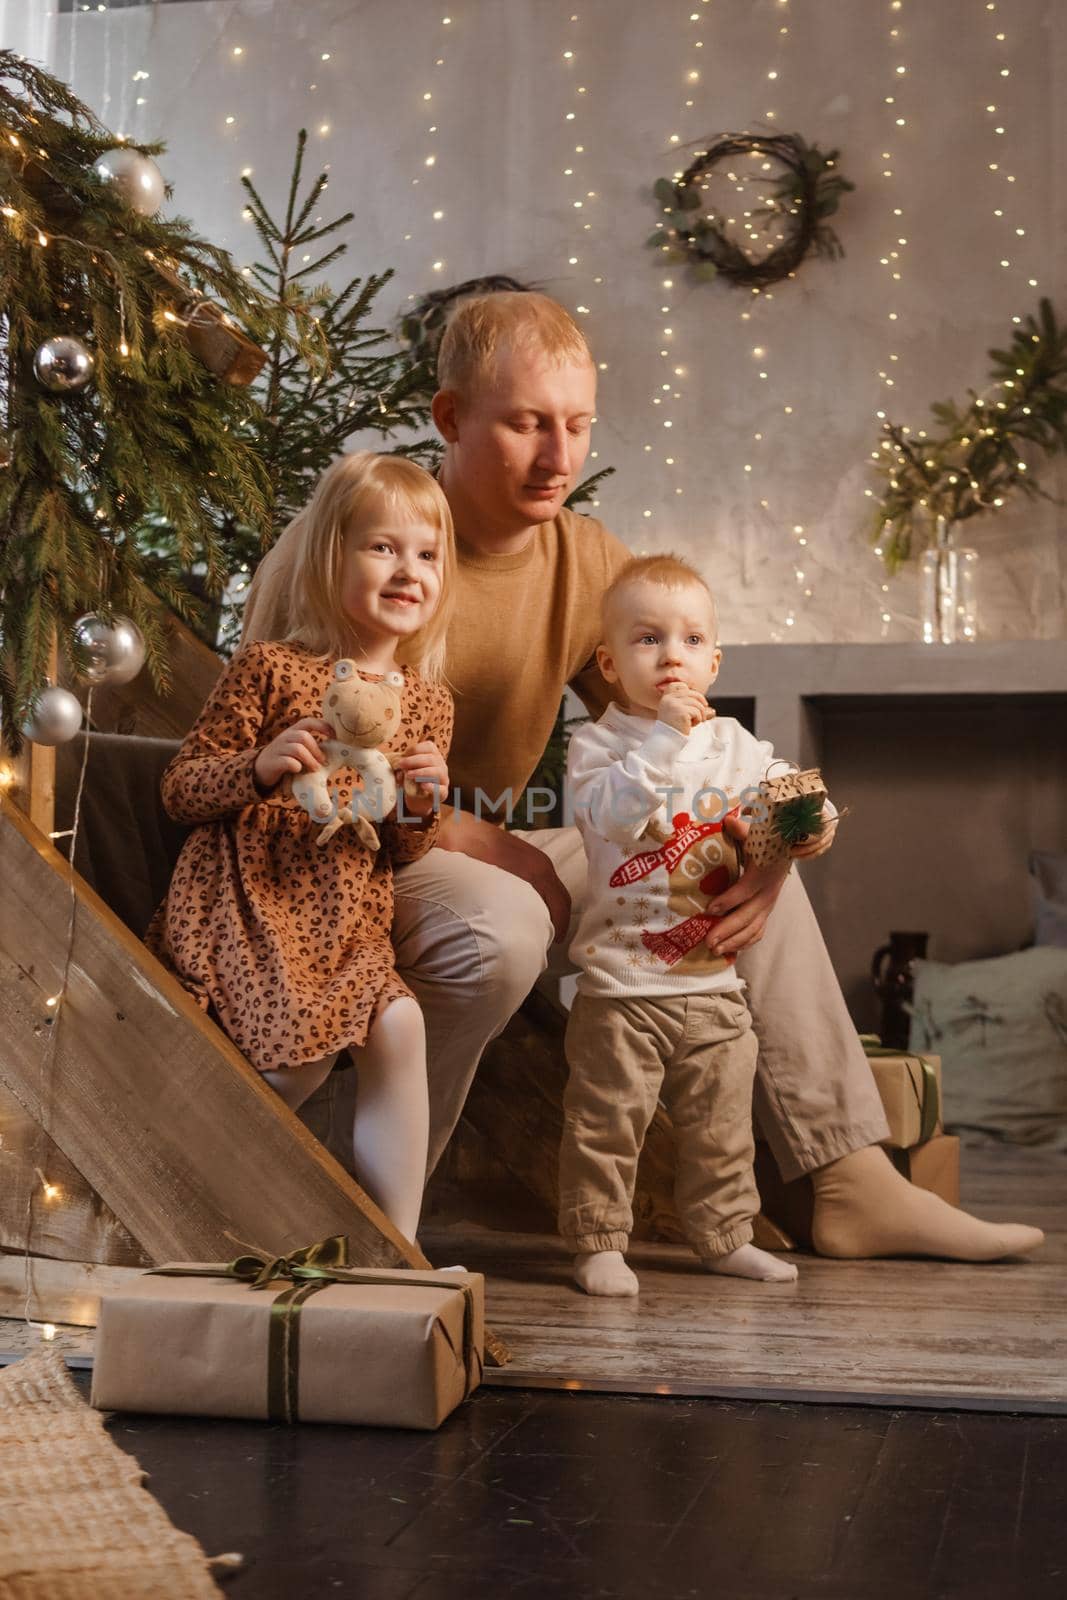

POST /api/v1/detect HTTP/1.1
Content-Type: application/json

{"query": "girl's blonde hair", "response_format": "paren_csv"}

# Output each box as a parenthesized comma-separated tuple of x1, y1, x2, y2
(283, 452, 456, 684)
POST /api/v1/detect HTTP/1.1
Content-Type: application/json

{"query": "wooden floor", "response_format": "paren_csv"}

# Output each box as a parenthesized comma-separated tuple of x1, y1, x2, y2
(422, 1142, 1067, 1414)
(2, 1142, 1064, 1414)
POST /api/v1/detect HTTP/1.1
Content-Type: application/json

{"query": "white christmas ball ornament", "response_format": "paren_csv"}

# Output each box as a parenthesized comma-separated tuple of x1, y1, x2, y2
(33, 335, 95, 393)
(22, 686, 84, 746)
(72, 613, 146, 687)
(92, 147, 165, 218)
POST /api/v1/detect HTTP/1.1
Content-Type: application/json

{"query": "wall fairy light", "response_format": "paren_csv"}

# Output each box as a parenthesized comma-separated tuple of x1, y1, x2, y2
(866, 0, 912, 638)
(399, 14, 455, 309)
(639, 0, 713, 543)
(983, 0, 1037, 312)
(558, 10, 608, 505)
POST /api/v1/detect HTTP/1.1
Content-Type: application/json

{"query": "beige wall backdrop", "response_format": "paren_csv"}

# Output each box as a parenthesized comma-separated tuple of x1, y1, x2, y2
(5, 0, 1065, 644)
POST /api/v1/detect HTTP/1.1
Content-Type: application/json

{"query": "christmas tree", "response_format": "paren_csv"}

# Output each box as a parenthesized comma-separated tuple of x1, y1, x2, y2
(181, 129, 440, 649)
(0, 50, 318, 752)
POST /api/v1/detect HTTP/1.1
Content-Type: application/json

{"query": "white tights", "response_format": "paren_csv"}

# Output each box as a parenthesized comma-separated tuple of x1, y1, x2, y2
(261, 997, 428, 1244)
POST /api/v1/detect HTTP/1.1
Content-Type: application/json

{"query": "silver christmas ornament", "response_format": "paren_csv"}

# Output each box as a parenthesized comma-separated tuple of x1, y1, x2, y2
(21, 686, 83, 746)
(33, 335, 95, 394)
(72, 612, 146, 687)
(92, 146, 165, 218)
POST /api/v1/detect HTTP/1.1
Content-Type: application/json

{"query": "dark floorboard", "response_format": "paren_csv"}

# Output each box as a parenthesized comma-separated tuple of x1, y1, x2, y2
(74, 1373, 1067, 1600)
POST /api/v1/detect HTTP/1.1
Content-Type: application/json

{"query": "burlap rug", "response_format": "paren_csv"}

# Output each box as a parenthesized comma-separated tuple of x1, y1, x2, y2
(0, 1347, 230, 1599)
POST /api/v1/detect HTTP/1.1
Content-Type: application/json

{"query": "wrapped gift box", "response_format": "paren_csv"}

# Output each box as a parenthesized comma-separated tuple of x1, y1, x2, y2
(91, 1242, 483, 1430)
(889, 1133, 960, 1207)
(868, 1051, 943, 1150)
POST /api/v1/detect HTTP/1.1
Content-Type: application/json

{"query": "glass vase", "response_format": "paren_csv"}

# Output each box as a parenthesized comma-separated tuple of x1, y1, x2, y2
(919, 517, 978, 644)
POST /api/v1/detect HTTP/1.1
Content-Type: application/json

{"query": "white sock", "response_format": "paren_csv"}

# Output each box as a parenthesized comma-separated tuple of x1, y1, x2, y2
(703, 1242, 798, 1283)
(573, 1250, 639, 1297)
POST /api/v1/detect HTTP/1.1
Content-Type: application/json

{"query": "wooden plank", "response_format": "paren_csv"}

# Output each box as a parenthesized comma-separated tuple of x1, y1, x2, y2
(0, 792, 510, 1366)
(422, 1145, 1066, 1412)
(0, 1255, 146, 1327)
(0, 1079, 150, 1267)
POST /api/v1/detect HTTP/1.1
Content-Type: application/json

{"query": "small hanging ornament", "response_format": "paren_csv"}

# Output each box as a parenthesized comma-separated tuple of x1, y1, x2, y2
(148, 259, 268, 387)
(92, 146, 165, 217)
(71, 613, 146, 687)
(33, 335, 95, 394)
(21, 685, 84, 746)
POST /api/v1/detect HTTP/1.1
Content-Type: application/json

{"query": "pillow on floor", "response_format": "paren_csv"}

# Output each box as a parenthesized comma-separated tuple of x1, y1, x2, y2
(1030, 851, 1067, 948)
(909, 948, 1067, 1149)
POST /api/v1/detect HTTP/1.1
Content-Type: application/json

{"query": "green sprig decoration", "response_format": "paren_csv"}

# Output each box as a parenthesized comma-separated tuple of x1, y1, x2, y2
(0, 49, 321, 750)
(774, 793, 826, 847)
(869, 298, 1067, 573)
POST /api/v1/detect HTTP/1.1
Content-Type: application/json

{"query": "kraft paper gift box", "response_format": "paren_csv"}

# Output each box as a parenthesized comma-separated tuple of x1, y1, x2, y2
(864, 1047, 944, 1150)
(889, 1133, 960, 1207)
(91, 1237, 484, 1430)
(743, 768, 828, 868)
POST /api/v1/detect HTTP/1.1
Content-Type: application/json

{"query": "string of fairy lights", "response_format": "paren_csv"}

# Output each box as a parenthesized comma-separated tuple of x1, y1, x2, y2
(865, 0, 911, 635)
(864, 0, 1043, 634)
(557, 9, 611, 500)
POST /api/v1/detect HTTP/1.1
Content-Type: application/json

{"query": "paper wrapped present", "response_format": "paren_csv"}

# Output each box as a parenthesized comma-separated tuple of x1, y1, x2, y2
(744, 768, 828, 867)
(862, 1040, 943, 1150)
(889, 1133, 960, 1206)
(91, 1236, 483, 1430)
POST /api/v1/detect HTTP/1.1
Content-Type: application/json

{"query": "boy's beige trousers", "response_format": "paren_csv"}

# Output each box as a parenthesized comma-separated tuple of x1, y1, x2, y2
(391, 826, 890, 1181)
(558, 989, 760, 1259)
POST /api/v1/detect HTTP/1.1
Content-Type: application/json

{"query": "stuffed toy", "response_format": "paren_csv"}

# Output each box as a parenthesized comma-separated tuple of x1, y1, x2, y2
(291, 661, 417, 850)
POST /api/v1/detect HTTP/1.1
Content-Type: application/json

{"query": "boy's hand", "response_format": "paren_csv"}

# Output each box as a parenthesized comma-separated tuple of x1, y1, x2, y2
(254, 717, 334, 790)
(702, 811, 790, 956)
(656, 684, 713, 735)
(393, 739, 449, 818)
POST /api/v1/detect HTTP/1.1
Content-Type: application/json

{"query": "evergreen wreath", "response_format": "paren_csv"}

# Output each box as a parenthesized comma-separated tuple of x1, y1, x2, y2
(399, 274, 530, 392)
(648, 131, 853, 289)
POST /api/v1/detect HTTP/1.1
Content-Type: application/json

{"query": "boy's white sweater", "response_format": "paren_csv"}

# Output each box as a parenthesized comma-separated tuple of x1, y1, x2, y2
(566, 703, 780, 999)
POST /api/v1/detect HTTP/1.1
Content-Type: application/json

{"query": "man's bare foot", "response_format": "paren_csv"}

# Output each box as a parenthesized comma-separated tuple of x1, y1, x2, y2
(573, 1250, 639, 1296)
(703, 1243, 798, 1282)
(811, 1145, 1045, 1260)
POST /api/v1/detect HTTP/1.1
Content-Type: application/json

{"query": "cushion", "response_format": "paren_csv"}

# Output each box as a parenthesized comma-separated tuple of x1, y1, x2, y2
(1030, 851, 1067, 948)
(909, 948, 1067, 1148)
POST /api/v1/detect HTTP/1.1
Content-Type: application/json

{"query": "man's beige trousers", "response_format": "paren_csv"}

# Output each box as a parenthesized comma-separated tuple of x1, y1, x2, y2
(391, 826, 890, 1181)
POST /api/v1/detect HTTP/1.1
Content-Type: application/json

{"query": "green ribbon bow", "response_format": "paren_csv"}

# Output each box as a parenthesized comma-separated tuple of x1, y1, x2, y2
(149, 1234, 482, 1424)
(859, 1035, 941, 1145)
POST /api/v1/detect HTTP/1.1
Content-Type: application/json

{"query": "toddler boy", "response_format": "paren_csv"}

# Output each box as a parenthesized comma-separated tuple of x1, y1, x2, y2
(560, 553, 835, 1296)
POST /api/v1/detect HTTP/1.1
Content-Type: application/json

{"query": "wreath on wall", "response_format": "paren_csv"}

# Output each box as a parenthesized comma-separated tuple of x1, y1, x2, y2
(399, 274, 530, 394)
(647, 131, 853, 289)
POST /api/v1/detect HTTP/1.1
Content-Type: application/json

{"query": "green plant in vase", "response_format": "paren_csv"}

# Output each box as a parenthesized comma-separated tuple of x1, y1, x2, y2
(868, 298, 1067, 641)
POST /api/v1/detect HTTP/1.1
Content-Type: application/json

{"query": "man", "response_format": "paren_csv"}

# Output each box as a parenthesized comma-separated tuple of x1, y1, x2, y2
(244, 292, 1041, 1261)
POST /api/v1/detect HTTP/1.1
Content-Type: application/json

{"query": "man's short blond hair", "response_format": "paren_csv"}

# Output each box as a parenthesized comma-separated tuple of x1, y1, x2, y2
(602, 553, 719, 643)
(436, 291, 593, 397)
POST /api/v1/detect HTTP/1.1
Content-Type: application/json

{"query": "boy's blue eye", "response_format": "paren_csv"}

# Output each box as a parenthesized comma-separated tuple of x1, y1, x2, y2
(687, 634, 704, 646)
(638, 634, 657, 645)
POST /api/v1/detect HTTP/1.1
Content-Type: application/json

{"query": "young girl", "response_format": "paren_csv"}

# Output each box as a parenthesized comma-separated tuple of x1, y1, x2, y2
(145, 452, 456, 1244)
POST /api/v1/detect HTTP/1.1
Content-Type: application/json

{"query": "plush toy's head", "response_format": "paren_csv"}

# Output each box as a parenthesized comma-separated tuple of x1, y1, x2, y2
(324, 661, 403, 748)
